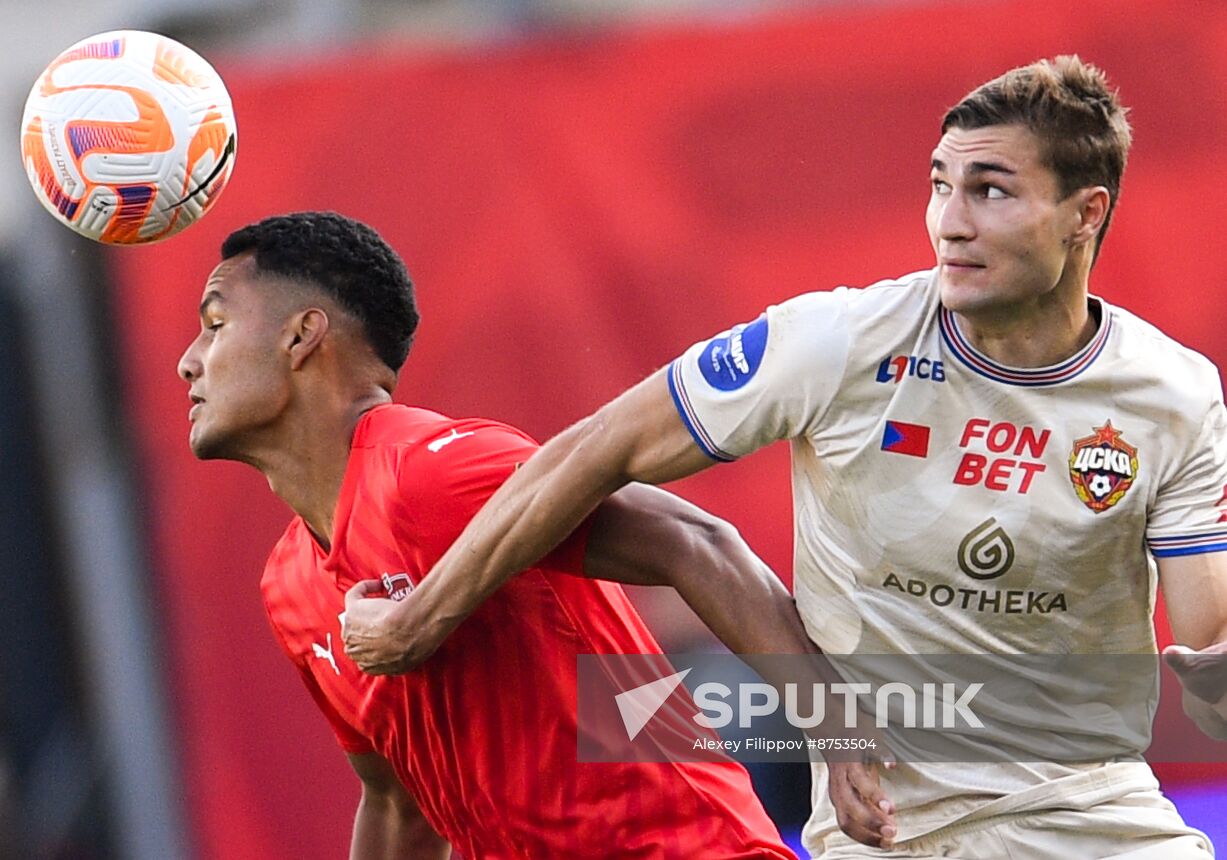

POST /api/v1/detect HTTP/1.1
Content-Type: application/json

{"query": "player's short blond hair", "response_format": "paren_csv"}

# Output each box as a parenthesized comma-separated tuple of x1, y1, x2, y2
(942, 55, 1132, 256)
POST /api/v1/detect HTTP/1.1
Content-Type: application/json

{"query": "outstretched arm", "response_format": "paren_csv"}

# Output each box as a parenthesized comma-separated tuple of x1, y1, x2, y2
(340, 370, 899, 849)
(1160, 552, 1227, 740)
(343, 368, 711, 671)
(581, 482, 811, 654)
(348, 752, 449, 860)
(583, 482, 899, 848)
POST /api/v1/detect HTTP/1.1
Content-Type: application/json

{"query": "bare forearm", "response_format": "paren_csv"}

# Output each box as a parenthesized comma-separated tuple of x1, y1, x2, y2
(1181, 688, 1227, 741)
(1177, 626, 1227, 741)
(1158, 556, 1227, 741)
(351, 794, 449, 860)
(414, 414, 628, 630)
(671, 522, 811, 655)
(583, 484, 845, 689)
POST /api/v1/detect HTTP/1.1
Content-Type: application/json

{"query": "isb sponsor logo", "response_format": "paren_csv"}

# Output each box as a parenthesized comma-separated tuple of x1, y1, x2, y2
(876, 354, 945, 384)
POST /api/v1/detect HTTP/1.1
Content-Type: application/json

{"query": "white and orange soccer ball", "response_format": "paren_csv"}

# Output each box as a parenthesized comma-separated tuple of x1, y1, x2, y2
(20, 30, 237, 244)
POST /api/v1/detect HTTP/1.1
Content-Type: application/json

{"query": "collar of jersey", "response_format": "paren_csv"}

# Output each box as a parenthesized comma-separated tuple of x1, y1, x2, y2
(939, 299, 1112, 387)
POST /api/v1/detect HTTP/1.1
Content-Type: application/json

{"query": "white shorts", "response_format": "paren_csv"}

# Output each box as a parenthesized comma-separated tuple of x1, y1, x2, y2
(812, 786, 1213, 859)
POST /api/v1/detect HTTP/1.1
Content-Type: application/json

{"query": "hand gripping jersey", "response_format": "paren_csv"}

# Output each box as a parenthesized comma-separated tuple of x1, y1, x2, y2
(261, 404, 793, 859)
(669, 270, 1227, 847)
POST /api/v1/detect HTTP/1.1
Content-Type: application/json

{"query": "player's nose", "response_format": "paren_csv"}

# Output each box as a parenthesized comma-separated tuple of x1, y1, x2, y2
(936, 189, 976, 241)
(178, 342, 202, 382)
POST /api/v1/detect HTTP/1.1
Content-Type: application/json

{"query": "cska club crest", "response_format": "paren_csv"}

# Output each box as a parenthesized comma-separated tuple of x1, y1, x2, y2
(1068, 421, 1139, 513)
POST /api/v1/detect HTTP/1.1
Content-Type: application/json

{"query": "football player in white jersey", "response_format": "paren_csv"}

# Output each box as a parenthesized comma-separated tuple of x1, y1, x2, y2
(342, 56, 1227, 857)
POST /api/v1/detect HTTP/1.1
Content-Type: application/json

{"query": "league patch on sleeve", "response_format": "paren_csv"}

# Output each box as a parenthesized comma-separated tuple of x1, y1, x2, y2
(697, 315, 768, 392)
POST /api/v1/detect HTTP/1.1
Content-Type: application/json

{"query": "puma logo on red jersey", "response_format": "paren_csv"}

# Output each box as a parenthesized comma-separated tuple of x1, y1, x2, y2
(428, 428, 475, 453)
(311, 633, 340, 675)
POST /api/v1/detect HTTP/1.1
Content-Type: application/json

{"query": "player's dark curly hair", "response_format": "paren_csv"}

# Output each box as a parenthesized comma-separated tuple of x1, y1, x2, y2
(221, 211, 419, 371)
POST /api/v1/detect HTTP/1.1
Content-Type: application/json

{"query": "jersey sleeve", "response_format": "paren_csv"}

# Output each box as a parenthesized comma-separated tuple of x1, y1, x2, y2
(667, 289, 853, 461)
(1146, 377, 1227, 557)
(397, 422, 593, 575)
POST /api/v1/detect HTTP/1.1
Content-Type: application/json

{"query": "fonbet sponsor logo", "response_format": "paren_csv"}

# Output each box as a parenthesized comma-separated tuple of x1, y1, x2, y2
(882, 518, 1068, 614)
(614, 670, 983, 744)
(953, 418, 1049, 495)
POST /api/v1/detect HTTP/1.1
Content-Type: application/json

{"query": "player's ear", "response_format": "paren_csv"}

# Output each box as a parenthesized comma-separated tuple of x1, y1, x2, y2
(1069, 186, 1110, 248)
(286, 307, 330, 370)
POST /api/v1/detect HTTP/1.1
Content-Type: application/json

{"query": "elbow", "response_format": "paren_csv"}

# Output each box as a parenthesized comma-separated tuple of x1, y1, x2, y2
(701, 517, 754, 565)
(641, 512, 728, 589)
(682, 515, 751, 581)
(700, 517, 742, 558)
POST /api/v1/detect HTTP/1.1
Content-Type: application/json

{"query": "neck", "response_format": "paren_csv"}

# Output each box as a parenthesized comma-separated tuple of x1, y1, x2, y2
(950, 256, 1097, 367)
(954, 295, 1097, 368)
(247, 387, 391, 550)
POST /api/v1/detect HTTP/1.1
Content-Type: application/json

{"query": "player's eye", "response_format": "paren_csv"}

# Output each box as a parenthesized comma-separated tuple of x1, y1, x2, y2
(931, 178, 951, 195)
(206, 319, 224, 332)
(983, 185, 1008, 200)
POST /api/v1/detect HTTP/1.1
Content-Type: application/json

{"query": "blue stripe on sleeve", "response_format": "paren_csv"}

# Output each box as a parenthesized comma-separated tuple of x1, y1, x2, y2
(1143, 542, 1227, 556)
(1149, 542, 1227, 558)
(666, 360, 735, 463)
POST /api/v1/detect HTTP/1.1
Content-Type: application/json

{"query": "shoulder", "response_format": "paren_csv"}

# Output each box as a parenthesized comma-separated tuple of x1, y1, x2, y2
(774, 269, 934, 318)
(352, 403, 462, 450)
(355, 404, 540, 509)
(754, 269, 936, 380)
(355, 403, 536, 463)
(260, 518, 312, 610)
(1105, 300, 1223, 402)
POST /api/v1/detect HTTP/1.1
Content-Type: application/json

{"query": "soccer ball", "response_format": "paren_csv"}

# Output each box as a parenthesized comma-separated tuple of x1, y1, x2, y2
(20, 30, 236, 244)
(1087, 473, 1114, 498)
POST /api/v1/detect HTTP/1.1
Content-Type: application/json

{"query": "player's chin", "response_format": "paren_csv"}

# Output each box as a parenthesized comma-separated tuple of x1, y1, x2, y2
(188, 424, 227, 461)
(938, 278, 995, 314)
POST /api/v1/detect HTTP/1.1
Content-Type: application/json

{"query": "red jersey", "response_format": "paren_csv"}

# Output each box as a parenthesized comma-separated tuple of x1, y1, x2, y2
(261, 404, 793, 859)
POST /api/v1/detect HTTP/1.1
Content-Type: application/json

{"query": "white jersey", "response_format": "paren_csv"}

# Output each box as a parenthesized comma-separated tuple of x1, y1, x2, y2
(668, 269, 1227, 846)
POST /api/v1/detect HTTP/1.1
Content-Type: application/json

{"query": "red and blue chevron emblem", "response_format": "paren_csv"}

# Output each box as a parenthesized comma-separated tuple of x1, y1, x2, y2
(881, 420, 930, 458)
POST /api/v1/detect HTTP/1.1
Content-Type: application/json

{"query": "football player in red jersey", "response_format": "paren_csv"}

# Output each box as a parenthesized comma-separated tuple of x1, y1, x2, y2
(178, 211, 895, 858)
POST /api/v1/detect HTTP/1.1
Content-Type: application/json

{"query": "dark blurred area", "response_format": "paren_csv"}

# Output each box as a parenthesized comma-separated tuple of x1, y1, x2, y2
(0, 266, 112, 858)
